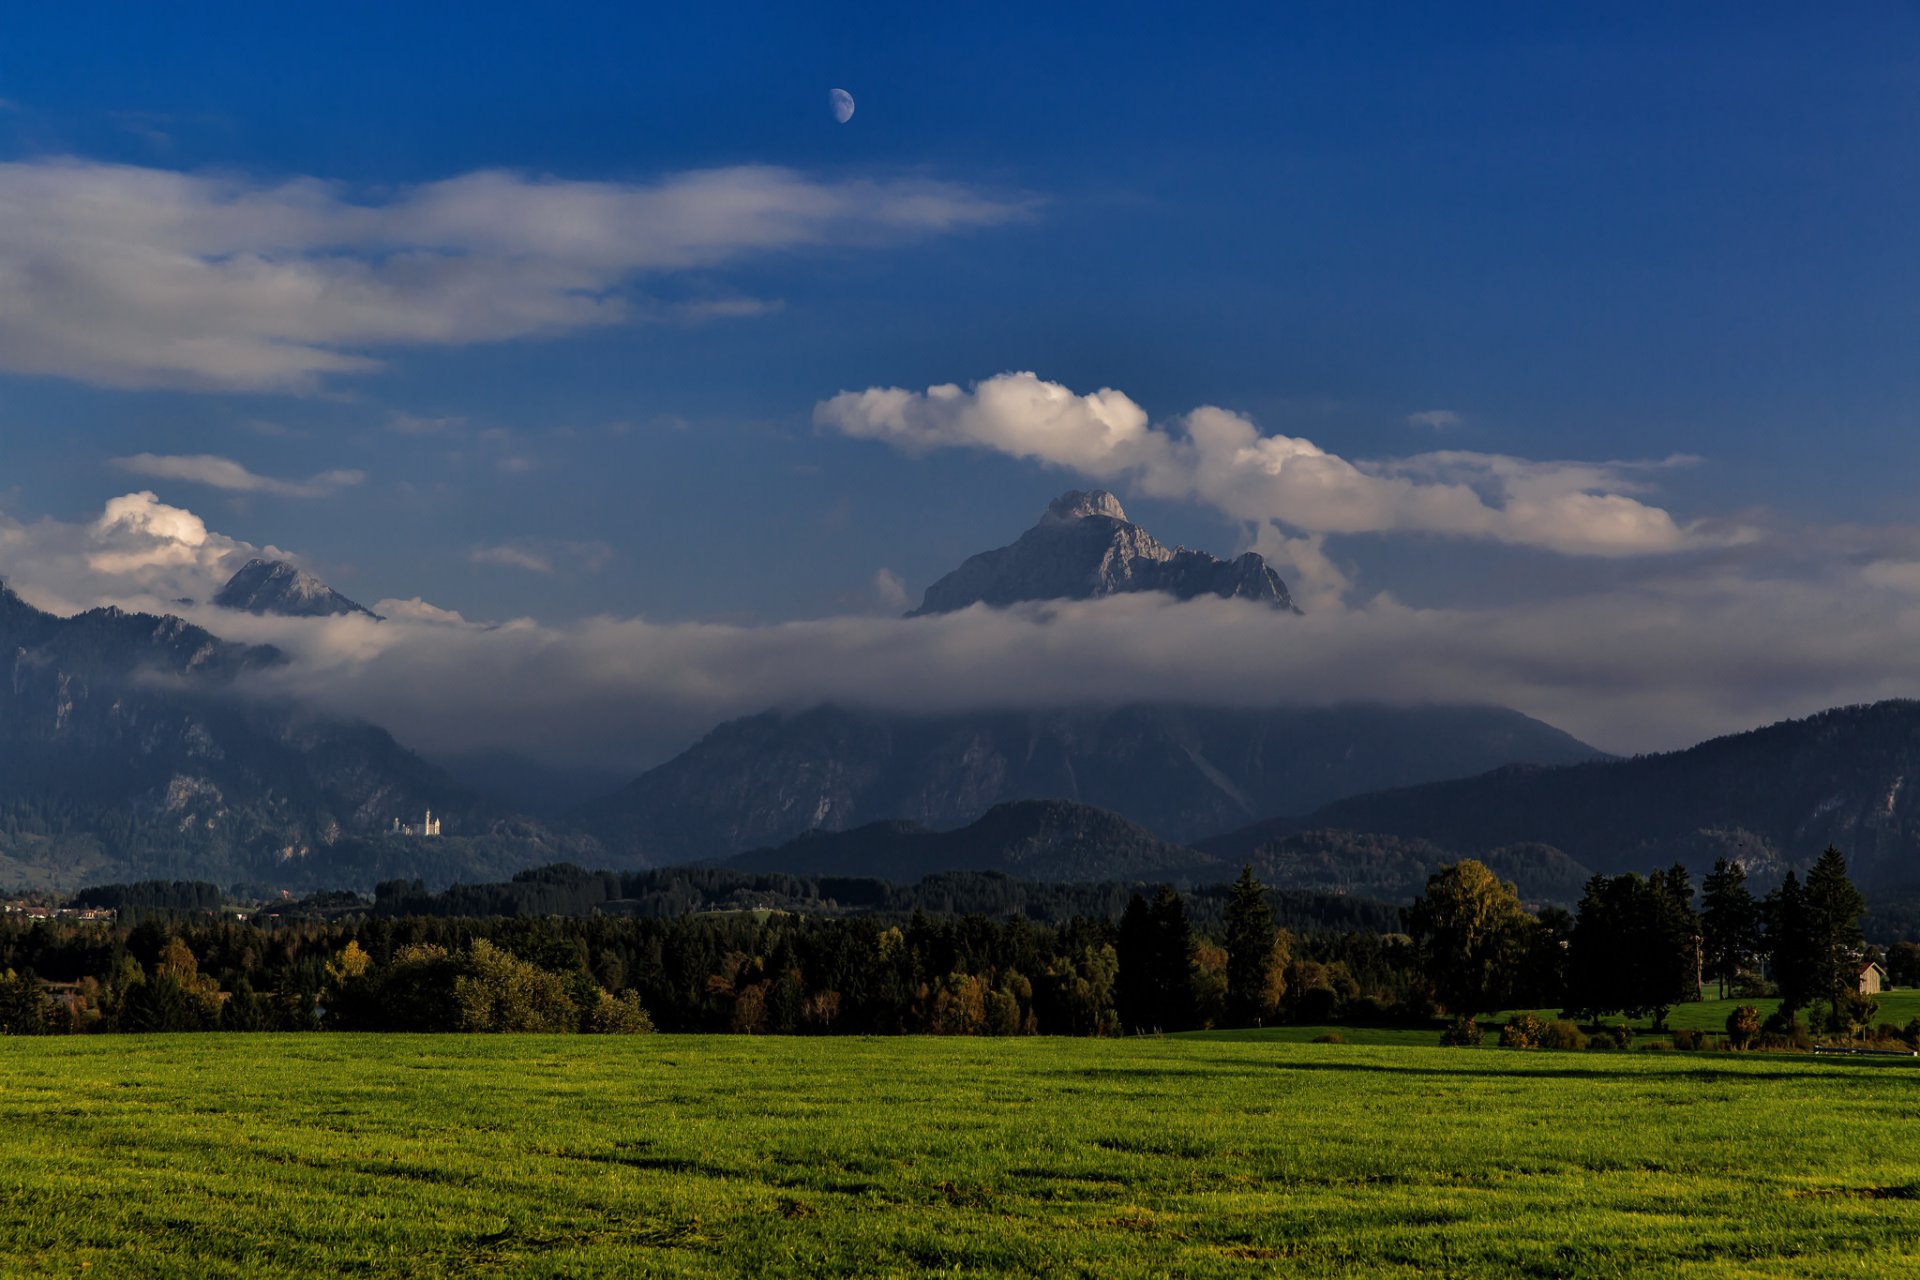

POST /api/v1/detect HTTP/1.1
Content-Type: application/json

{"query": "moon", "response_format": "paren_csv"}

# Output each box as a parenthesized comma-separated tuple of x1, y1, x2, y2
(829, 88, 855, 124)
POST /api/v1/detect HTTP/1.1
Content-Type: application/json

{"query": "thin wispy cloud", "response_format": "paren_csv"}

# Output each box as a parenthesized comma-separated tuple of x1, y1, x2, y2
(110, 453, 365, 498)
(1406, 409, 1461, 429)
(469, 540, 613, 575)
(0, 160, 1035, 392)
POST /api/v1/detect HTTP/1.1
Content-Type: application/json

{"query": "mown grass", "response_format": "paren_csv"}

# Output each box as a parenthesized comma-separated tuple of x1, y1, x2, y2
(2, 1034, 1918, 1278)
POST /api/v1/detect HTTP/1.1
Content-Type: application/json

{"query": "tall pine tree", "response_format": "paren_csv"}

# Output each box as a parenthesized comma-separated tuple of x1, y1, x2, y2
(1803, 846, 1867, 1012)
(1224, 865, 1278, 1027)
(1700, 858, 1759, 999)
(1765, 871, 1818, 1012)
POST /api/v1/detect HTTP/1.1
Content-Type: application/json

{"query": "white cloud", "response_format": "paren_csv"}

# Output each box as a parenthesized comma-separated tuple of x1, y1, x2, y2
(0, 160, 1033, 391)
(110, 452, 365, 498)
(817, 372, 1750, 580)
(1407, 409, 1461, 429)
(873, 567, 911, 612)
(0, 491, 269, 613)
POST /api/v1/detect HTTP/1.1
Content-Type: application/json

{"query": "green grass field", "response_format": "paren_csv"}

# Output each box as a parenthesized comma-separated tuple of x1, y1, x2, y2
(3, 1035, 1918, 1278)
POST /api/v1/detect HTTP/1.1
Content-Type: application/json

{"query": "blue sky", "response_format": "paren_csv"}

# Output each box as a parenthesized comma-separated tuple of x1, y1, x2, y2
(2, 5, 1918, 760)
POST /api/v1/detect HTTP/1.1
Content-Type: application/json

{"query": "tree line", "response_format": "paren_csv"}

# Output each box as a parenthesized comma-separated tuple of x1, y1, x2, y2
(0, 848, 1895, 1039)
(0, 868, 1420, 1036)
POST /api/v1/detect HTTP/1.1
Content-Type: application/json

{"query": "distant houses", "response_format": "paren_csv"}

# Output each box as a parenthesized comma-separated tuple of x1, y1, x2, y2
(2, 903, 114, 923)
(1858, 961, 1889, 995)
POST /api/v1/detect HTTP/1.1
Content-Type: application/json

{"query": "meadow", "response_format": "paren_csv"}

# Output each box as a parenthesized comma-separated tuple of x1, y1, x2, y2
(2, 1034, 1918, 1278)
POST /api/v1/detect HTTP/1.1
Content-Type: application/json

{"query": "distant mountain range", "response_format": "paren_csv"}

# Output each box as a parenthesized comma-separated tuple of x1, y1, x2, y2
(20, 504, 1920, 905)
(723, 799, 1218, 882)
(574, 702, 1606, 863)
(0, 582, 573, 891)
(1210, 700, 1920, 889)
(909, 490, 1297, 615)
(214, 558, 378, 619)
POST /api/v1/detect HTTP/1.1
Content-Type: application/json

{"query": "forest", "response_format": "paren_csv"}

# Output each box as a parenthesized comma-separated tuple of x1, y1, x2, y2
(0, 848, 1911, 1043)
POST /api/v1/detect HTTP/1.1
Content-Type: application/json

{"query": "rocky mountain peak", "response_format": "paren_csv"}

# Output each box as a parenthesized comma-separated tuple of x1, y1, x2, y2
(214, 558, 378, 620)
(1042, 489, 1128, 524)
(908, 490, 1298, 616)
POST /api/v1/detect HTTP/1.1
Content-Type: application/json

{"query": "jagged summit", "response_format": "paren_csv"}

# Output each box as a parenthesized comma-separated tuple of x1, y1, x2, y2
(214, 558, 379, 620)
(908, 490, 1297, 616)
(1042, 489, 1129, 524)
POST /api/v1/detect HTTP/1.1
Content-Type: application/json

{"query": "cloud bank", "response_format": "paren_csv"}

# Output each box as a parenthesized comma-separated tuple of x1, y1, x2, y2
(7, 493, 1920, 776)
(0, 160, 1032, 391)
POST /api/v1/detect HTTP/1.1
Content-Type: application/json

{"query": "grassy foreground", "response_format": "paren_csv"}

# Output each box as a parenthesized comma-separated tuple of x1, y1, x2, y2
(2, 1035, 1918, 1278)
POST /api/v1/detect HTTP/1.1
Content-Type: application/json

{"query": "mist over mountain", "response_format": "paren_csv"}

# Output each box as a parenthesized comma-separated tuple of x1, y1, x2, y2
(0, 582, 571, 891)
(1223, 700, 1920, 889)
(214, 558, 378, 619)
(575, 702, 1606, 863)
(909, 490, 1296, 616)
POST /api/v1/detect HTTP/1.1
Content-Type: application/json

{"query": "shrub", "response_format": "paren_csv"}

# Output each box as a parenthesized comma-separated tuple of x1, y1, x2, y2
(582, 988, 654, 1035)
(1585, 1024, 1632, 1052)
(1540, 1020, 1587, 1051)
(1311, 1032, 1345, 1044)
(1499, 1012, 1546, 1049)
(1671, 1027, 1700, 1051)
(1760, 1008, 1812, 1051)
(1837, 990, 1880, 1038)
(1904, 1017, 1920, 1050)
(1725, 1004, 1761, 1050)
(1439, 1015, 1482, 1047)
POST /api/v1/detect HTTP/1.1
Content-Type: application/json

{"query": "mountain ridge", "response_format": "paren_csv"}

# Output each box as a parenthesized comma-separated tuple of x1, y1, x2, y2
(1207, 699, 1920, 889)
(575, 701, 1608, 863)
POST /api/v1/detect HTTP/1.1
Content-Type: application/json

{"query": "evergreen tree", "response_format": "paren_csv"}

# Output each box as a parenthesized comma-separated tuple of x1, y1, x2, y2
(1148, 886, 1197, 1032)
(1700, 858, 1759, 998)
(1764, 871, 1818, 1012)
(1224, 865, 1278, 1027)
(1114, 893, 1156, 1033)
(1644, 865, 1701, 1026)
(1803, 845, 1868, 1012)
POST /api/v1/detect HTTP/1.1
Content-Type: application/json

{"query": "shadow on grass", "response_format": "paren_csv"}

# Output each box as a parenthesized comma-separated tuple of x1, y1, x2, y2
(1212, 1054, 1920, 1083)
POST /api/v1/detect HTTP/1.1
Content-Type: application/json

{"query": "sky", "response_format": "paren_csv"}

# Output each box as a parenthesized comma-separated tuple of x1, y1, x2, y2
(2, 4, 1919, 768)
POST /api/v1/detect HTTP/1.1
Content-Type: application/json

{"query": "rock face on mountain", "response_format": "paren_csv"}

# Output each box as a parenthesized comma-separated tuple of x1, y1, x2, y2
(724, 799, 1220, 883)
(0, 582, 553, 890)
(575, 702, 1606, 863)
(908, 490, 1297, 616)
(1223, 700, 1920, 889)
(214, 558, 378, 619)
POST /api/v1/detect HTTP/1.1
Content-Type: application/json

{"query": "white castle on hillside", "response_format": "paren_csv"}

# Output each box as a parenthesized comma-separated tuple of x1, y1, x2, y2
(391, 810, 442, 838)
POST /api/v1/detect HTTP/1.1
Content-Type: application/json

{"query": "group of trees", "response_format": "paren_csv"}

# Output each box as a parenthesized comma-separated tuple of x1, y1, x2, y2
(0, 869, 1429, 1037)
(1406, 846, 1877, 1029)
(0, 848, 1888, 1039)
